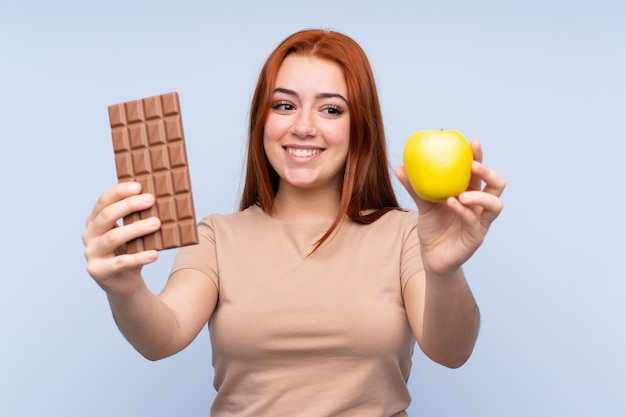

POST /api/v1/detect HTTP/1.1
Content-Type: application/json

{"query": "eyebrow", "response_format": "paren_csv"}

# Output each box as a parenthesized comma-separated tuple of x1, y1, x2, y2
(273, 88, 350, 106)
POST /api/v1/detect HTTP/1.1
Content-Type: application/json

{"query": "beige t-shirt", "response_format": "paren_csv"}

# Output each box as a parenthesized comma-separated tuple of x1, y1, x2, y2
(170, 205, 423, 416)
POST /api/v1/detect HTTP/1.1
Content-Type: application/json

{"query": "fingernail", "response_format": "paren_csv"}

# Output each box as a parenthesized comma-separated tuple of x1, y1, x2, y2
(127, 182, 141, 192)
(146, 217, 159, 227)
(140, 194, 154, 204)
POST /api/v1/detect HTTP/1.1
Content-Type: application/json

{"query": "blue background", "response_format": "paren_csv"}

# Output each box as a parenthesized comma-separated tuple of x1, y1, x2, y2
(1, 0, 625, 415)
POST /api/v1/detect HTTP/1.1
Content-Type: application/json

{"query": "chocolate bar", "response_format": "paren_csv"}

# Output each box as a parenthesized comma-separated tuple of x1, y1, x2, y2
(108, 92, 198, 253)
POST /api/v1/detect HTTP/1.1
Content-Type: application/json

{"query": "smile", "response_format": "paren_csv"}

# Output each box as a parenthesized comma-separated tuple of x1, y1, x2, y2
(285, 147, 323, 157)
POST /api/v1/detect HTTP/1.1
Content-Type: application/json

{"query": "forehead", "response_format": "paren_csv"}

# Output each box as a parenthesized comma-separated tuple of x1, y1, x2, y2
(275, 55, 347, 94)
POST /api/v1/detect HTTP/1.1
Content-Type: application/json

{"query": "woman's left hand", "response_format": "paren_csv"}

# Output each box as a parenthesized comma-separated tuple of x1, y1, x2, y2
(395, 139, 506, 277)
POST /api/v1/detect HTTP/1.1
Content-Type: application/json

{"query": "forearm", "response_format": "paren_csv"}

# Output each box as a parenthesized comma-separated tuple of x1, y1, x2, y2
(420, 268, 480, 368)
(107, 278, 181, 361)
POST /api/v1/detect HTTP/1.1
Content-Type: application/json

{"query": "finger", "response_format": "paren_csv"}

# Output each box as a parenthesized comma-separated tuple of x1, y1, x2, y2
(84, 182, 142, 245)
(394, 166, 417, 198)
(467, 139, 484, 191)
(86, 250, 159, 280)
(471, 139, 483, 164)
(85, 182, 142, 227)
(86, 192, 156, 244)
(472, 161, 507, 198)
(394, 166, 433, 212)
(85, 216, 161, 259)
(458, 191, 504, 225)
(445, 196, 484, 236)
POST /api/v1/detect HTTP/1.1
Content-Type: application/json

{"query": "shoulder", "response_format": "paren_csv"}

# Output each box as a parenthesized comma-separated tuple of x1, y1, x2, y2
(199, 205, 266, 226)
(361, 208, 419, 231)
(196, 205, 269, 239)
(338, 209, 418, 245)
(382, 208, 419, 224)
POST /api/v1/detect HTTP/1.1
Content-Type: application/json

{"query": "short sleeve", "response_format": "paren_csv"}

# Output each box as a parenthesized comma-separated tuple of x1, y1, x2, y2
(169, 216, 219, 290)
(399, 214, 423, 292)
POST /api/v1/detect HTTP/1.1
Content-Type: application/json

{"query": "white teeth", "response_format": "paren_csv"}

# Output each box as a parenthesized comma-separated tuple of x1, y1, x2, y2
(287, 148, 321, 157)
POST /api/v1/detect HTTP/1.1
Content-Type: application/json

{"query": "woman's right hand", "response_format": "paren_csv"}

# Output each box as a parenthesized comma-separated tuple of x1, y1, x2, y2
(82, 181, 161, 300)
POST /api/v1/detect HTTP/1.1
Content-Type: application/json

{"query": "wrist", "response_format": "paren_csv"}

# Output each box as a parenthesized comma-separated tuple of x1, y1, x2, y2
(423, 264, 465, 287)
(105, 272, 148, 306)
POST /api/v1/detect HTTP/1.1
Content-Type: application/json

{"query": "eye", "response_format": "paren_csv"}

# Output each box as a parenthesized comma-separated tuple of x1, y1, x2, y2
(321, 104, 345, 116)
(272, 101, 295, 112)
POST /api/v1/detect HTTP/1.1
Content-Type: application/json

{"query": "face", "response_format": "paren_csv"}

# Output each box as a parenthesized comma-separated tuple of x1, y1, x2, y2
(263, 55, 350, 193)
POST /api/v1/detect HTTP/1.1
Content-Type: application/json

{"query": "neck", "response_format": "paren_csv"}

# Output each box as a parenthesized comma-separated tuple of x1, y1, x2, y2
(271, 181, 341, 224)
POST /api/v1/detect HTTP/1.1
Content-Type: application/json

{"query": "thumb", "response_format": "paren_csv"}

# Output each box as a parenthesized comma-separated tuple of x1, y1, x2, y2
(394, 166, 432, 212)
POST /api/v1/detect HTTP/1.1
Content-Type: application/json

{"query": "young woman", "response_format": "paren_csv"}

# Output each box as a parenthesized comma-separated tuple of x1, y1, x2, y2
(83, 29, 506, 416)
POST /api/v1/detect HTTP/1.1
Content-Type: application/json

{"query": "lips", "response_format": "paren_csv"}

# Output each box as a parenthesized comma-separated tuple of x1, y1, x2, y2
(285, 147, 323, 157)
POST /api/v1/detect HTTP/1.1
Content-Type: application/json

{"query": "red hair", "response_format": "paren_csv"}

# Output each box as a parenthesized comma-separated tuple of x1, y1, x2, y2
(240, 29, 401, 250)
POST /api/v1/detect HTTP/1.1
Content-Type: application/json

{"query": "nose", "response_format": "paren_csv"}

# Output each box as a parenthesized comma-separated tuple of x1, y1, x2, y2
(291, 109, 317, 139)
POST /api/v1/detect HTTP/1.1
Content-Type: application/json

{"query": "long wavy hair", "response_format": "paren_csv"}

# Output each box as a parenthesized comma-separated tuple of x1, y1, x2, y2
(240, 29, 401, 250)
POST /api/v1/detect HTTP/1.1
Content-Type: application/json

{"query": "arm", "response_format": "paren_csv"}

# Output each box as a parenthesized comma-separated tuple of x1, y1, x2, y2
(83, 182, 216, 360)
(395, 139, 506, 368)
(403, 267, 480, 368)
(107, 269, 217, 361)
